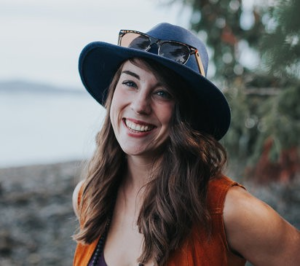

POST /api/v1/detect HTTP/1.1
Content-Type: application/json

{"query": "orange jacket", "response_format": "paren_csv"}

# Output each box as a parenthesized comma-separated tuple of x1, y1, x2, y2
(73, 175, 246, 266)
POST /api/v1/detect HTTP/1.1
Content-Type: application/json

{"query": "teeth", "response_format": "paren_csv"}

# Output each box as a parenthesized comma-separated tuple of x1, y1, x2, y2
(125, 120, 153, 132)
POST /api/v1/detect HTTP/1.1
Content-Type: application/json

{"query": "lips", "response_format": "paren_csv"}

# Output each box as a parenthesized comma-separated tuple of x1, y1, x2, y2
(124, 118, 155, 132)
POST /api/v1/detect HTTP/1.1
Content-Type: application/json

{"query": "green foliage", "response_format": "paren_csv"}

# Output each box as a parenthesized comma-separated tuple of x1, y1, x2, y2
(165, 0, 300, 180)
(221, 82, 256, 161)
(254, 84, 300, 160)
(261, 0, 300, 79)
(165, 0, 268, 79)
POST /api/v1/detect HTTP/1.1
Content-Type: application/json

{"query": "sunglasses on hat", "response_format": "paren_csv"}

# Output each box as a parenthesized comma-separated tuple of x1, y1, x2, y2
(118, 30, 205, 77)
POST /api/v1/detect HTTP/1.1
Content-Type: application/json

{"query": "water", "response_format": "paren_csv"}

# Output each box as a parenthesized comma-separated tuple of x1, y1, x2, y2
(0, 90, 106, 168)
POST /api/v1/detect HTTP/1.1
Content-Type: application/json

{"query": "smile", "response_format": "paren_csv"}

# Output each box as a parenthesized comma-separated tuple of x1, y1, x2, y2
(124, 119, 155, 132)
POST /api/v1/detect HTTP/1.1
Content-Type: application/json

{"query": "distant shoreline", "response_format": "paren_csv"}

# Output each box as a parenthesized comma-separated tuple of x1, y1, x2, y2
(0, 79, 85, 94)
(0, 159, 86, 171)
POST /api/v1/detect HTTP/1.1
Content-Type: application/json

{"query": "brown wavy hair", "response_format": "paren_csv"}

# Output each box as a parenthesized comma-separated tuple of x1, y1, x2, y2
(73, 58, 227, 265)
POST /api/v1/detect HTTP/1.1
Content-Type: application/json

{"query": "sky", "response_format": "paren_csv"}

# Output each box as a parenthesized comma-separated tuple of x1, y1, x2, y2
(0, 0, 262, 167)
(0, 0, 191, 89)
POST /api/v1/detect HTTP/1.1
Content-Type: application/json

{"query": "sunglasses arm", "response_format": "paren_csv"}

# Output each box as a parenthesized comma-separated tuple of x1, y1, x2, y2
(195, 51, 205, 77)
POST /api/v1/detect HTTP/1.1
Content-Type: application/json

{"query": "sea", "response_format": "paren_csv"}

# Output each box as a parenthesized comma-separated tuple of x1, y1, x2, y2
(0, 81, 106, 168)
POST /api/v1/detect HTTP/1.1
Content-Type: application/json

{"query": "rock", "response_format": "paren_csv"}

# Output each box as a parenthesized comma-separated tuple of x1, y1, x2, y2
(0, 230, 14, 256)
(0, 161, 84, 265)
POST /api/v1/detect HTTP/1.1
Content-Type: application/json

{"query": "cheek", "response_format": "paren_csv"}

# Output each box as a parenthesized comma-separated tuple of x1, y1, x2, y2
(109, 88, 127, 129)
(109, 105, 115, 128)
(109, 94, 120, 130)
(159, 103, 175, 127)
(110, 86, 126, 110)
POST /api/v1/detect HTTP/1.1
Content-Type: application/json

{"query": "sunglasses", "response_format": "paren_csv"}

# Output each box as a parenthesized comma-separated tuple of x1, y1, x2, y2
(118, 30, 205, 77)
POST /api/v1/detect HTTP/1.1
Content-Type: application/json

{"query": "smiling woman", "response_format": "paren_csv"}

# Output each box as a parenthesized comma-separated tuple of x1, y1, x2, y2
(72, 23, 300, 266)
(110, 60, 175, 158)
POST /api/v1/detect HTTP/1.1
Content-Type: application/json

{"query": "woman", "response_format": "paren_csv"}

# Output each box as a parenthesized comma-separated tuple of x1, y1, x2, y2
(73, 23, 300, 266)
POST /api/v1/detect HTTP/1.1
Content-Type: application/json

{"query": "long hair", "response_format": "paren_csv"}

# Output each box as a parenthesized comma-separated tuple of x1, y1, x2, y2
(73, 58, 227, 265)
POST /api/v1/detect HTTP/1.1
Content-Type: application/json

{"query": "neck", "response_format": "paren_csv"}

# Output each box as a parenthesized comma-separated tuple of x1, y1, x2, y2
(114, 156, 159, 223)
(125, 155, 157, 190)
(121, 154, 164, 198)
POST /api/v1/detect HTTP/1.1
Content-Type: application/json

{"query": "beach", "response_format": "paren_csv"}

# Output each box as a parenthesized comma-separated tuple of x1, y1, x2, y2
(0, 160, 83, 266)
(0, 161, 299, 266)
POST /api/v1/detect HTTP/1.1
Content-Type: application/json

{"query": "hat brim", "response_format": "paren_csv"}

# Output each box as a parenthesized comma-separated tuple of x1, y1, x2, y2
(79, 42, 230, 140)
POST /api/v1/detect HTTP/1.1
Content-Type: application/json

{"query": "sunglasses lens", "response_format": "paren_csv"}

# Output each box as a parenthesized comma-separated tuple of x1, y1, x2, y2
(119, 31, 196, 69)
(121, 33, 150, 50)
(159, 43, 190, 64)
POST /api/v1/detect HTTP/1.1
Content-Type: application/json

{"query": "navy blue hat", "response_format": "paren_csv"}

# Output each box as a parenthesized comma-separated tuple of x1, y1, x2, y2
(79, 23, 230, 140)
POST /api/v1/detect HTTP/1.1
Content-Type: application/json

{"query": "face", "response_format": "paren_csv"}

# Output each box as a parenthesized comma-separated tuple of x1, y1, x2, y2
(110, 60, 175, 160)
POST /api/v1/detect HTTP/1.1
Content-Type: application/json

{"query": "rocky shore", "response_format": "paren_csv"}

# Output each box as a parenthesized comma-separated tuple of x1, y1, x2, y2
(0, 161, 84, 266)
(0, 161, 299, 266)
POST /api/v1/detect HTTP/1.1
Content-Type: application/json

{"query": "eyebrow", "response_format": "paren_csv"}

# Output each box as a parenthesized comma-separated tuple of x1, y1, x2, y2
(121, 70, 167, 91)
(121, 70, 140, 80)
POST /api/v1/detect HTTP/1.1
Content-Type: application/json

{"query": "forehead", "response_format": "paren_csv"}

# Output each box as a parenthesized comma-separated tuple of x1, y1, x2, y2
(120, 59, 170, 87)
(121, 59, 152, 73)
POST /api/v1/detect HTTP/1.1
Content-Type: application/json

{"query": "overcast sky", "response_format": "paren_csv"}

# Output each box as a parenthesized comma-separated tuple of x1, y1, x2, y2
(0, 0, 191, 89)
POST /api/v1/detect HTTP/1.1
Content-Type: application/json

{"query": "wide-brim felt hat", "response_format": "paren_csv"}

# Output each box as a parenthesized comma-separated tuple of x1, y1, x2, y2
(79, 23, 230, 140)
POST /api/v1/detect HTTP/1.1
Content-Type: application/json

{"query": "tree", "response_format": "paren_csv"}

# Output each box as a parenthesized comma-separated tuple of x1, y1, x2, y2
(165, 0, 300, 182)
(261, 0, 300, 79)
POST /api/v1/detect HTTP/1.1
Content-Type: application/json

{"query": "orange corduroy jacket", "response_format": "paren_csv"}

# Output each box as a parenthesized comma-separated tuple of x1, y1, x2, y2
(73, 175, 246, 266)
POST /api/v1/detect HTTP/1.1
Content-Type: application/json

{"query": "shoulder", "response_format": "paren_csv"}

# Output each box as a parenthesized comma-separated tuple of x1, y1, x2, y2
(224, 185, 300, 265)
(72, 180, 85, 219)
(207, 175, 244, 212)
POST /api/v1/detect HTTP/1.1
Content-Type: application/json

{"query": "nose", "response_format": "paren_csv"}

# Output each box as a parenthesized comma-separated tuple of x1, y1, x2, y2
(131, 91, 152, 115)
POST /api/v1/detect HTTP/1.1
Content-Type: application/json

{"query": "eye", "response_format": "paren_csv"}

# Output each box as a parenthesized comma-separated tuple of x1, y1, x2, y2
(122, 80, 137, 88)
(154, 90, 173, 100)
